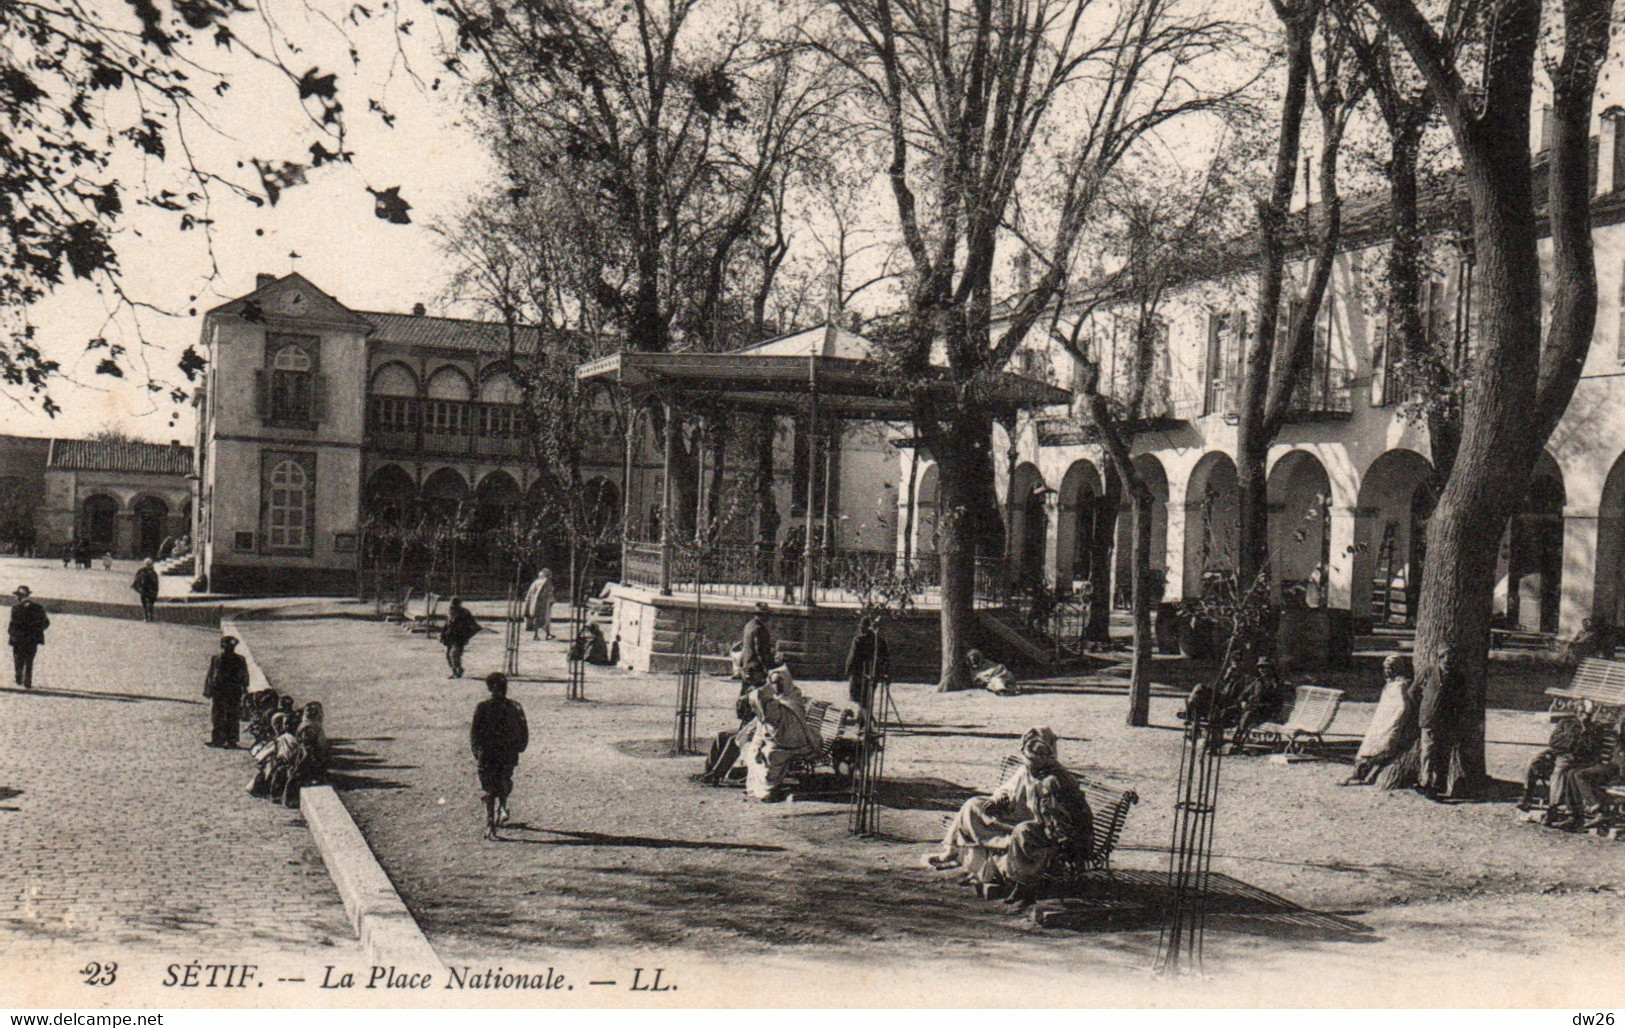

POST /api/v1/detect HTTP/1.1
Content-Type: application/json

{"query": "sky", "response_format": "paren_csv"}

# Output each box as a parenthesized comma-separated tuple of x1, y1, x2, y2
(4, 0, 1624, 447)
(0, 0, 492, 443)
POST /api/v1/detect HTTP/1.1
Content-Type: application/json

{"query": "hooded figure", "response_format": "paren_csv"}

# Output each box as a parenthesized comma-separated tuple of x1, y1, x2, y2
(523, 568, 555, 641)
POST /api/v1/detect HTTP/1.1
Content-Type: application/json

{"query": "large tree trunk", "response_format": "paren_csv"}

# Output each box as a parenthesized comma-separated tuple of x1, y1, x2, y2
(1377, 0, 1611, 800)
(1412, 154, 1540, 796)
(932, 410, 996, 692)
(1087, 394, 1154, 726)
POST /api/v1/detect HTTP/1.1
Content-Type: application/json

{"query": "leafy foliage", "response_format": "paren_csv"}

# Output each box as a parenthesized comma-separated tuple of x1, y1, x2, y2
(0, 0, 355, 412)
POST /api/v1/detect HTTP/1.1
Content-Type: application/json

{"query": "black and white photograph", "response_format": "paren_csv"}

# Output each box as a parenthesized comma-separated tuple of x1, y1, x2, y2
(1, 0, 1623, 1012)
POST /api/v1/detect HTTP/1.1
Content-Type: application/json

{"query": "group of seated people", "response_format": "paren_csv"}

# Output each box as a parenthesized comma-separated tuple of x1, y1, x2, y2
(1175, 648, 1291, 755)
(244, 689, 330, 807)
(1520, 698, 1625, 831)
(923, 726, 1094, 912)
(695, 662, 841, 802)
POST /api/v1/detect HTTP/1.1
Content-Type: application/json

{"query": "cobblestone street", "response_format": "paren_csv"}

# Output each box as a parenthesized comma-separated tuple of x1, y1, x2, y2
(0, 613, 356, 959)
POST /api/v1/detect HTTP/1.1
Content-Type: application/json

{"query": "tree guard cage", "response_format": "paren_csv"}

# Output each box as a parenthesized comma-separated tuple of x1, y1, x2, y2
(503, 567, 523, 678)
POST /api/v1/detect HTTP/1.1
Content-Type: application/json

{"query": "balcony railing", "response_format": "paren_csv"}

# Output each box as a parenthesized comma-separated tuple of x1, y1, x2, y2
(366, 397, 534, 458)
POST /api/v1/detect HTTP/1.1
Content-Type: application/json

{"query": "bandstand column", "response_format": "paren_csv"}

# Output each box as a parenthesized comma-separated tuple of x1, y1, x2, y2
(660, 399, 675, 597)
(802, 389, 819, 607)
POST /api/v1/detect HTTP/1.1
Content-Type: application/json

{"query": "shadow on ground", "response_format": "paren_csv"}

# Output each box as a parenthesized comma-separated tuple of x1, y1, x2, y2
(1034, 870, 1377, 944)
(324, 740, 415, 792)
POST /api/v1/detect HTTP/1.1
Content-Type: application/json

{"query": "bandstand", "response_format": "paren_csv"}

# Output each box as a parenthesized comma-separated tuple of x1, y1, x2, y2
(576, 325, 1071, 680)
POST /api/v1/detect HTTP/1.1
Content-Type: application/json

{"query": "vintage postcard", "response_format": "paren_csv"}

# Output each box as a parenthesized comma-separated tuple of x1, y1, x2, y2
(3, 0, 1624, 1012)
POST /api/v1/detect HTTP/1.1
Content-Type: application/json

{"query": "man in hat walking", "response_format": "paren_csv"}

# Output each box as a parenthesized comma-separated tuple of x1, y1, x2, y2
(204, 636, 251, 748)
(8, 586, 49, 689)
(470, 672, 529, 840)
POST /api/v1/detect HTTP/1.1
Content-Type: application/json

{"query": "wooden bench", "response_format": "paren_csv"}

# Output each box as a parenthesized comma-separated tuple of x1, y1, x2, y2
(1245, 685, 1344, 754)
(785, 700, 859, 782)
(377, 587, 415, 624)
(944, 754, 1140, 877)
(407, 592, 444, 637)
(1545, 658, 1625, 717)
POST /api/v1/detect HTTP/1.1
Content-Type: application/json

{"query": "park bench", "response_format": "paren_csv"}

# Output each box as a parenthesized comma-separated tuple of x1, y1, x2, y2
(1244, 685, 1344, 755)
(1545, 658, 1625, 718)
(377, 587, 415, 625)
(784, 700, 860, 783)
(406, 592, 444, 638)
(944, 754, 1140, 879)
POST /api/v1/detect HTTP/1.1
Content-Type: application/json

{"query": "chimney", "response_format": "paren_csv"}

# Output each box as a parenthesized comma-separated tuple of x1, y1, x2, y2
(256, 272, 276, 291)
(1601, 107, 1625, 197)
(412, 302, 427, 317)
(170, 439, 180, 449)
(1539, 104, 1555, 152)
(1013, 250, 1033, 294)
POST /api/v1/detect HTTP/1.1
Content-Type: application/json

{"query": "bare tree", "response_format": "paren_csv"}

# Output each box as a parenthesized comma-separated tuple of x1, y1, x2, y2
(1050, 155, 1246, 725)
(1235, 1, 1369, 590)
(825, 0, 1249, 689)
(1362, 0, 1615, 798)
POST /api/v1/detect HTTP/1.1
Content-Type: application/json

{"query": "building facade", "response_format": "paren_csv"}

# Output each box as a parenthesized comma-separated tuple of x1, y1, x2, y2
(193, 275, 897, 595)
(900, 118, 1625, 654)
(0, 435, 192, 559)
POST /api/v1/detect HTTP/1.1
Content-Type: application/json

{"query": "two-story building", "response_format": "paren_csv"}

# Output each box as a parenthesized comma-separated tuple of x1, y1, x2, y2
(899, 114, 1625, 659)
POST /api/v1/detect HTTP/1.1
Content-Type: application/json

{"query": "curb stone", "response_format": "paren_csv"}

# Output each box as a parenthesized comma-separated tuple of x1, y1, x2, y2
(226, 619, 443, 971)
(301, 785, 445, 970)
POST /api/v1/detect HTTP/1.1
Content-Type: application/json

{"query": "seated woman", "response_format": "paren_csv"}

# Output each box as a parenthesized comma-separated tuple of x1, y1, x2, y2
(1521, 699, 1603, 818)
(246, 690, 282, 747)
(967, 649, 1018, 696)
(697, 666, 804, 787)
(924, 727, 1094, 909)
(248, 712, 293, 798)
(1344, 655, 1418, 786)
(739, 672, 820, 802)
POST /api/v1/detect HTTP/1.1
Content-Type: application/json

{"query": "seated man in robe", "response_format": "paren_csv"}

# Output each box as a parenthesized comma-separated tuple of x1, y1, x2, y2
(967, 649, 1018, 696)
(1521, 699, 1603, 820)
(739, 671, 820, 802)
(924, 727, 1094, 910)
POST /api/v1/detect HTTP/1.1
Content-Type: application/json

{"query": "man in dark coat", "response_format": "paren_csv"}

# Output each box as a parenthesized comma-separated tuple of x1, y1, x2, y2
(845, 615, 891, 712)
(441, 597, 481, 679)
(8, 585, 49, 689)
(132, 559, 160, 622)
(204, 636, 251, 748)
(470, 672, 529, 840)
(739, 602, 775, 692)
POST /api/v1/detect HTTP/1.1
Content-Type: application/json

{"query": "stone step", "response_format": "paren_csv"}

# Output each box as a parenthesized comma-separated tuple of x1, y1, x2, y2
(647, 652, 737, 676)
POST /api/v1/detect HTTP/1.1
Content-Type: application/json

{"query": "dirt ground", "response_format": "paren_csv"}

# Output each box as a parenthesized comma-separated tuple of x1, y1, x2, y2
(240, 606, 1625, 1007)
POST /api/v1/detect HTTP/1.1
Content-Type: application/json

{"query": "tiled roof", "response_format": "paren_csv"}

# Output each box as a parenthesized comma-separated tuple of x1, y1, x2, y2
(47, 439, 193, 476)
(360, 311, 546, 354)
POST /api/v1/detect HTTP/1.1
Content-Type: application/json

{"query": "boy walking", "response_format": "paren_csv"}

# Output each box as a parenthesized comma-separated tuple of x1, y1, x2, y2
(470, 672, 529, 840)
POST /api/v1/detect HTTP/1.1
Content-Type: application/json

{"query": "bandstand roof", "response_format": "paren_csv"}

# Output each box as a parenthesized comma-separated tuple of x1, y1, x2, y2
(576, 334, 1071, 420)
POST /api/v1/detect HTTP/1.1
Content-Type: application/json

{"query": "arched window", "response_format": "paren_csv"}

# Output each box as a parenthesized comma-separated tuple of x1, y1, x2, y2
(267, 459, 310, 550)
(270, 340, 314, 421)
